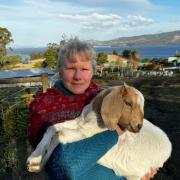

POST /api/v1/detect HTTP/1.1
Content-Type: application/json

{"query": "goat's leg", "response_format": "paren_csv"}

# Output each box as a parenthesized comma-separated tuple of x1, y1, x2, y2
(27, 119, 79, 172)
(37, 132, 60, 171)
(59, 128, 86, 144)
(27, 126, 57, 172)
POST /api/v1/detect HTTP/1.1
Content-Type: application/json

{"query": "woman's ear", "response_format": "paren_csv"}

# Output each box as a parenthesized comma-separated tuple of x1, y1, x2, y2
(101, 87, 125, 130)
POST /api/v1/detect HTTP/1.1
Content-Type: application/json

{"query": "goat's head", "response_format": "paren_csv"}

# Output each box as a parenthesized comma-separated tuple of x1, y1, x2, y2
(92, 85, 144, 133)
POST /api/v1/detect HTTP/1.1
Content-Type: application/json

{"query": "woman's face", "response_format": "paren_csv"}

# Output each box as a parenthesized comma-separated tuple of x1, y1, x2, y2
(61, 52, 93, 94)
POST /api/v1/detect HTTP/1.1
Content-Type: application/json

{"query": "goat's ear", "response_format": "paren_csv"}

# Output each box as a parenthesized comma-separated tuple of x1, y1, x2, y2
(92, 88, 111, 118)
(101, 88, 124, 130)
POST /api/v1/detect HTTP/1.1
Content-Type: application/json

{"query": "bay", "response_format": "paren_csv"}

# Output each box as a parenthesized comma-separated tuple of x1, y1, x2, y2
(7, 47, 47, 60)
(94, 45, 180, 59)
(7, 45, 180, 60)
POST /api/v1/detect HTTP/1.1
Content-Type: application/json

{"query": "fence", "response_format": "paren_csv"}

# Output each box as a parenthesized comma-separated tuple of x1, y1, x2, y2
(0, 72, 49, 92)
(0, 73, 50, 179)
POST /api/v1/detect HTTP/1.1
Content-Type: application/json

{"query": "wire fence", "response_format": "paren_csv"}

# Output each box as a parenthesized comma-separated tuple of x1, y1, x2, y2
(0, 85, 47, 180)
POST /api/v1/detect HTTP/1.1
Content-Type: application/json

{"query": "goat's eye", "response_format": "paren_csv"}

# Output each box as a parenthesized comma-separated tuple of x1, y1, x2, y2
(125, 101, 132, 107)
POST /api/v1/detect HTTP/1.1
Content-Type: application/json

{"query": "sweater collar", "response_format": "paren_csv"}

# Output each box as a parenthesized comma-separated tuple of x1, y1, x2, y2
(54, 81, 74, 96)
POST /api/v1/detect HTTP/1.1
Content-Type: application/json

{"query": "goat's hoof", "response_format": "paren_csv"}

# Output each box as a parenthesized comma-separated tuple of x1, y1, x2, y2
(26, 156, 43, 172)
(27, 163, 41, 173)
(27, 155, 42, 165)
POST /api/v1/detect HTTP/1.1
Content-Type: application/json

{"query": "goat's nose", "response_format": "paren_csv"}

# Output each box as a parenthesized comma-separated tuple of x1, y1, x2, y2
(137, 123, 143, 130)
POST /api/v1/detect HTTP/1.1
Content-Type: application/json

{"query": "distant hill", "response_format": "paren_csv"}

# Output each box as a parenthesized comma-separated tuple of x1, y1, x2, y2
(86, 30, 180, 46)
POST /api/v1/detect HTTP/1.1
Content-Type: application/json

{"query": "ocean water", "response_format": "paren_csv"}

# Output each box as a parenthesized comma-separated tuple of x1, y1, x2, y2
(7, 45, 180, 60)
(7, 47, 47, 60)
(95, 45, 180, 59)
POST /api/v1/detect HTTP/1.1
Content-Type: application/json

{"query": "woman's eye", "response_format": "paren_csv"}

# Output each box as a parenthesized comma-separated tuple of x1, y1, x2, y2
(125, 101, 132, 107)
(67, 67, 74, 70)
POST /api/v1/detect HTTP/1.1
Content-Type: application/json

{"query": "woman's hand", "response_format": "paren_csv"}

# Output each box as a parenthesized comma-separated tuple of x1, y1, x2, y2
(116, 126, 125, 136)
(141, 168, 158, 180)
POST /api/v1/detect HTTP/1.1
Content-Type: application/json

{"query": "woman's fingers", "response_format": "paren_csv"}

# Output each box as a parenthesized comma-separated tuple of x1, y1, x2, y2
(115, 126, 124, 136)
(141, 168, 158, 180)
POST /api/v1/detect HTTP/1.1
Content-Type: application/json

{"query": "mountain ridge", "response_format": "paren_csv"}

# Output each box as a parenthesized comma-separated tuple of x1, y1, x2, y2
(86, 30, 180, 46)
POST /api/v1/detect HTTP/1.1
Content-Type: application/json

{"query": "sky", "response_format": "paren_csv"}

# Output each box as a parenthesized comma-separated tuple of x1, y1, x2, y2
(0, 0, 180, 48)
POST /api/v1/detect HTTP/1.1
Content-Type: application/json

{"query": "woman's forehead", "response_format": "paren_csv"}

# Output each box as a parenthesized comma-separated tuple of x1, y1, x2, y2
(66, 51, 91, 63)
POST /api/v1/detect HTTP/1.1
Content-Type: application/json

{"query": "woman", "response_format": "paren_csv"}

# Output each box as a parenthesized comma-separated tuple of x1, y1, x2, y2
(28, 38, 157, 180)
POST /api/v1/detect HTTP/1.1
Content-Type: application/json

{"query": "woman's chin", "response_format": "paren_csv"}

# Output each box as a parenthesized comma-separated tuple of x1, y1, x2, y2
(72, 89, 85, 95)
(70, 87, 86, 95)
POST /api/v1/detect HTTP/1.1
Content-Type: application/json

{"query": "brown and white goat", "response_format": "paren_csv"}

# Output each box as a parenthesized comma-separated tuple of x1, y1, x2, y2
(27, 85, 171, 180)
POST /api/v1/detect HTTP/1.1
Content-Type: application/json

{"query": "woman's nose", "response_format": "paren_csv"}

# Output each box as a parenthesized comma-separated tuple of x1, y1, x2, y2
(73, 70, 82, 80)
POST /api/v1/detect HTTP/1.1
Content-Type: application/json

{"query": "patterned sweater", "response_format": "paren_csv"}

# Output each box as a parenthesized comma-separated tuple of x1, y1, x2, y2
(28, 81, 101, 147)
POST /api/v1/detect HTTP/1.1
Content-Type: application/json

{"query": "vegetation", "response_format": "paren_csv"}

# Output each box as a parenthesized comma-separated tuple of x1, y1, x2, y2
(43, 43, 59, 69)
(96, 52, 108, 65)
(0, 55, 22, 70)
(122, 49, 140, 62)
(112, 50, 118, 55)
(0, 87, 46, 179)
(0, 27, 13, 66)
(175, 53, 180, 57)
(140, 57, 170, 70)
(0, 27, 24, 70)
(29, 52, 44, 60)
(42, 35, 69, 70)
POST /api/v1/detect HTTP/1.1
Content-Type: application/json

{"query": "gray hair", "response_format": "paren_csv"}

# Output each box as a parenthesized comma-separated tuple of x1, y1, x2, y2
(56, 38, 96, 72)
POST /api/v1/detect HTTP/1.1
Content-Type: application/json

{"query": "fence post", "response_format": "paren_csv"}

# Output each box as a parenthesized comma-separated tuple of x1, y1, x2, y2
(41, 73, 49, 92)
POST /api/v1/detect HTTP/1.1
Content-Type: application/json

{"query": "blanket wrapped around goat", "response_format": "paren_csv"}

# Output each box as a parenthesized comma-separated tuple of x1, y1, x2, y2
(46, 131, 125, 180)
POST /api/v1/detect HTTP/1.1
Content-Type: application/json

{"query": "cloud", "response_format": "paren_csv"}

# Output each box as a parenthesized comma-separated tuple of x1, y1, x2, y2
(58, 13, 154, 32)
(0, 0, 172, 47)
(50, 0, 153, 8)
(0, 0, 71, 22)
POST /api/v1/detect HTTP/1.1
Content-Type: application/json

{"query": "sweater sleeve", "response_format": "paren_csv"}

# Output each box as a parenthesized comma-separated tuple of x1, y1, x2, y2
(28, 110, 47, 148)
(46, 130, 125, 180)
(27, 93, 49, 148)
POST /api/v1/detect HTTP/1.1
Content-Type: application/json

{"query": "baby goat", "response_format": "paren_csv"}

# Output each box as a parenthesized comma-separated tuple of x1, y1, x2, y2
(27, 85, 171, 180)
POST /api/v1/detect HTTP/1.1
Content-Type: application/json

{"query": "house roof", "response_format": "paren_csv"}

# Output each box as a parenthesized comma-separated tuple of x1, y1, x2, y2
(0, 68, 55, 80)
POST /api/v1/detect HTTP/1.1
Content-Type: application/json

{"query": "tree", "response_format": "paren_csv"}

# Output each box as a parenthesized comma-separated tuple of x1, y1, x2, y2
(97, 52, 107, 65)
(5, 55, 21, 67)
(30, 52, 44, 60)
(122, 49, 140, 61)
(59, 33, 68, 47)
(96, 52, 108, 76)
(0, 27, 13, 65)
(43, 34, 69, 70)
(122, 49, 140, 76)
(122, 49, 132, 59)
(116, 57, 125, 77)
(112, 50, 118, 55)
(131, 50, 140, 62)
(43, 43, 59, 69)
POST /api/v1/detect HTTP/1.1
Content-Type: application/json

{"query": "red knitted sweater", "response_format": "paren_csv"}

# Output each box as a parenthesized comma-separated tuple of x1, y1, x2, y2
(28, 81, 101, 148)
